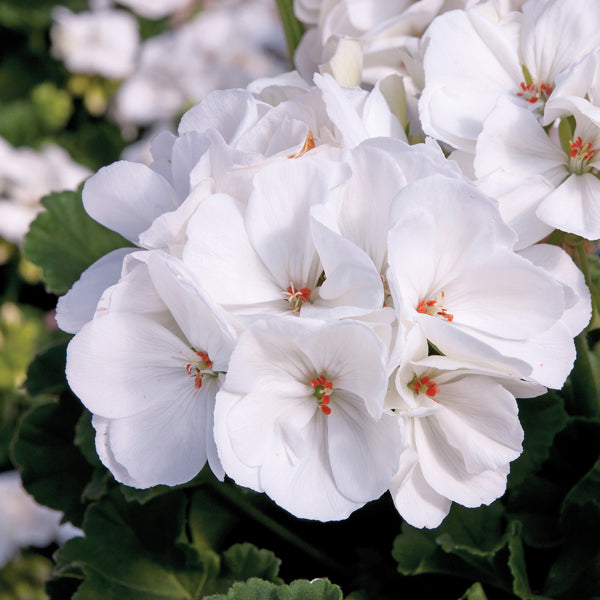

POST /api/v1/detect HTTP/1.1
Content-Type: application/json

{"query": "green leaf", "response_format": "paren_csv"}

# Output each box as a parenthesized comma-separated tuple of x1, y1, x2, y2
(25, 341, 69, 396)
(274, 0, 305, 66)
(562, 455, 600, 514)
(544, 505, 600, 599)
(119, 468, 216, 506)
(508, 392, 568, 489)
(24, 189, 132, 295)
(55, 489, 215, 600)
(206, 578, 344, 600)
(188, 485, 241, 553)
(392, 502, 512, 593)
(11, 392, 93, 526)
(210, 543, 282, 594)
(458, 583, 488, 600)
(506, 521, 536, 600)
(558, 116, 575, 157)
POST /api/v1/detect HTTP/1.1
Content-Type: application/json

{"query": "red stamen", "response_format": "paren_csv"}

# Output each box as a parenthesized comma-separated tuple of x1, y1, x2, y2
(410, 375, 441, 400)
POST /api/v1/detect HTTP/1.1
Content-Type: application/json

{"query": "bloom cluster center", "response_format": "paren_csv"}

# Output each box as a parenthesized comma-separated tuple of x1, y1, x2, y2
(310, 375, 334, 415)
(185, 349, 215, 390)
(417, 292, 454, 322)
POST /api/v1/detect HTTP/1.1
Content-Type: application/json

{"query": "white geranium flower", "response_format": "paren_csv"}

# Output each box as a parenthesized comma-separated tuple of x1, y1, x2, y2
(50, 7, 139, 79)
(387, 174, 576, 387)
(387, 351, 542, 528)
(182, 156, 385, 321)
(66, 252, 236, 487)
(214, 316, 401, 521)
(0, 471, 81, 568)
(474, 98, 600, 240)
(419, 0, 600, 152)
(0, 138, 90, 245)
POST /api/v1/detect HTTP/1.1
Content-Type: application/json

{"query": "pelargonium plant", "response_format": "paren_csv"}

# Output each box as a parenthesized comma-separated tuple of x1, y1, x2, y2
(11, 0, 600, 599)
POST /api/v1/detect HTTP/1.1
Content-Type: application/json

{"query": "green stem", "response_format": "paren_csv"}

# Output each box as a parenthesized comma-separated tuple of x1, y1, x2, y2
(209, 480, 345, 575)
(568, 242, 600, 416)
(274, 0, 305, 67)
(570, 333, 600, 417)
(576, 242, 600, 330)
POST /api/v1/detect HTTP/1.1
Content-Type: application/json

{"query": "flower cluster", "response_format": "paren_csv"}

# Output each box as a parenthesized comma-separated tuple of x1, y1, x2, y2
(61, 61, 591, 529)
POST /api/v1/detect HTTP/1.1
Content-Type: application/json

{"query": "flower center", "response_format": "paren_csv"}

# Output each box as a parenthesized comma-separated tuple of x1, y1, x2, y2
(408, 375, 440, 400)
(185, 349, 215, 390)
(285, 283, 312, 313)
(416, 291, 453, 322)
(567, 136, 596, 174)
(287, 130, 316, 159)
(516, 80, 553, 105)
(310, 374, 334, 415)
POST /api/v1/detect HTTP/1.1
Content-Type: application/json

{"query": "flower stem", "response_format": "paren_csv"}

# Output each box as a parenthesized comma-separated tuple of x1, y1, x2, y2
(274, 0, 305, 67)
(575, 241, 600, 331)
(208, 480, 345, 575)
(569, 241, 600, 416)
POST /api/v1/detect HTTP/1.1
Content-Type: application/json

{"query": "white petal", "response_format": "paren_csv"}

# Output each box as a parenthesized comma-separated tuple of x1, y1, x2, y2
(519, 244, 591, 336)
(474, 99, 566, 181)
(521, 0, 600, 83)
(183, 194, 282, 307)
(445, 251, 564, 339)
(83, 161, 177, 243)
(147, 252, 236, 370)
(390, 445, 451, 529)
(246, 157, 349, 290)
(66, 312, 192, 419)
(415, 418, 509, 506)
(178, 89, 265, 144)
(56, 247, 134, 333)
(536, 172, 600, 239)
(419, 9, 521, 150)
(258, 414, 366, 521)
(103, 378, 218, 487)
(433, 376, 523, 473)
(328, 394, 401, 502)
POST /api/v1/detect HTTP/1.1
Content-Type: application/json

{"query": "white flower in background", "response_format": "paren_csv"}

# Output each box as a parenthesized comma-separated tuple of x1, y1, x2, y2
(115, 0, 193, 19)
(214, 316, 401, 521)
(0, 138, 90, 245)
(50, 7, 140, 79)
(66, 252, 236, 488)
(113, 0, 286, 128)
(419, 0, 600, 153)
(0, 471, 81, 568)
